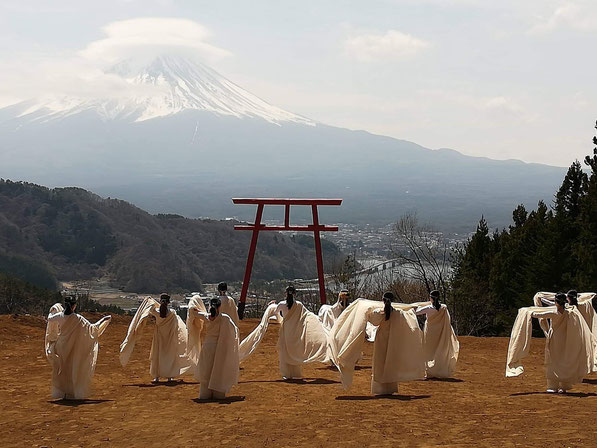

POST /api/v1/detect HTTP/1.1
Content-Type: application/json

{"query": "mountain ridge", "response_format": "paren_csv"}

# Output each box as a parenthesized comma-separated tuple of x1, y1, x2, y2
(0, 54, 567, 233)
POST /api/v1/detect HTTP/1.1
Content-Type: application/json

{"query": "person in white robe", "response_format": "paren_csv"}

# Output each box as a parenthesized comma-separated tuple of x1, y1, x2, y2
(217, 282, 240, 328)
(188, 297, 240, 400)
(369, 292, 427, 394)
(120, 293, 192, 382)
(415, 290, 459, 378)
(45, 296, 111, 400)
(272, 285, 329, 379)
(318, 290, 350, 333)
(533, 289, 597, 371)
(507, 293, 593, 393)
(329, 292, 426, 395)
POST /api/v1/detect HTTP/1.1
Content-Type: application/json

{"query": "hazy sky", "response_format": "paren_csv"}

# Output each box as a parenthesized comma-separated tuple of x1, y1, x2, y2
(1, 0, 596, 167)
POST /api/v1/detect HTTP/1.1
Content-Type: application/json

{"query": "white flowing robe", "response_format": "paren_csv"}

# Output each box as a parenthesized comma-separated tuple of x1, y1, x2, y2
(194, 312, 240, 394)
(239, 303, 278, 362)
(120, 297, 192, 378)
(329, 299, 425, 393)
(416, 304, 459, 378)
(365, 300, 430, 342)
(220, 295, 240, 329)
(506, 306, 593, 388)
(318, 300, 344, 333)
(45, 304, 111, 400)
(186, 295, 207, 373)
(277, 300, 329, 378)
(532, 291, 597, 371)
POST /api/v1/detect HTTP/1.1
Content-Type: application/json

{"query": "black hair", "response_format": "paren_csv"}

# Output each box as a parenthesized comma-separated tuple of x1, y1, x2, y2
(64, 296, 77, 315)
(159, 293, 170, 318)
(210, 297, 222, 317)
(566, 290, 578, 306)
(286, 285, 295, 310)
(555, 293, 567, 308)
(218, 282, 228, 292)
(383, 292, 394, 321)
(430, 290, 441, 310)
(339, 289, 350, 307)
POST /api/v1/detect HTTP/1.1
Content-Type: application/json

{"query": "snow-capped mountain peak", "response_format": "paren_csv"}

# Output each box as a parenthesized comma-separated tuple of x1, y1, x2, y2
(12, 54, 313, 125)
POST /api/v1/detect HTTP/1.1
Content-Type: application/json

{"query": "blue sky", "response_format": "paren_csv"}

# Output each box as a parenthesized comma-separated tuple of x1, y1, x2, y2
(1, 0, 596, 167)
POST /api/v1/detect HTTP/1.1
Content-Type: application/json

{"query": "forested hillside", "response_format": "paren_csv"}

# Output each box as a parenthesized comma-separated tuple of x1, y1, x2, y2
(0, 181, 342, 292)
(451, 123, 597, 336)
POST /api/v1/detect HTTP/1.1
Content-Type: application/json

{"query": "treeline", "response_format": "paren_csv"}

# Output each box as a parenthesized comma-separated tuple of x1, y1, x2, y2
(0, 181, 343, 293)
(0, 273, 124, 315)
(451, 123, 597, 336)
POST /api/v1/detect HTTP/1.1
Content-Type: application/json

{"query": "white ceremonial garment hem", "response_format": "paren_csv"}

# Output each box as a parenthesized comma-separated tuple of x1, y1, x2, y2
(371, 380, 398, 395)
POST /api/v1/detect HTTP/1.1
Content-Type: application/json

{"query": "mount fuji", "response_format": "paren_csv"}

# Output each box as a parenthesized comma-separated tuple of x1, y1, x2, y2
(0, 54, 565, 232)
(10, 55, 313, 126)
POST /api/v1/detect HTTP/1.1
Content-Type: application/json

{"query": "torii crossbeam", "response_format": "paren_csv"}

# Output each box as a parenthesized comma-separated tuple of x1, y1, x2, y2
(233, 198, 342, 319)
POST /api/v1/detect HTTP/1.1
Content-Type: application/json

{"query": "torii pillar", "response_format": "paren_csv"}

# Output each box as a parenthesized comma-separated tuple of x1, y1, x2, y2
(233, 198, 342, 319)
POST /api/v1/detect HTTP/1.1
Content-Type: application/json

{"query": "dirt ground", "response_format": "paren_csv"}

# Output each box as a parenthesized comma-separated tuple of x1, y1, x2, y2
(1, 314, 596, 448)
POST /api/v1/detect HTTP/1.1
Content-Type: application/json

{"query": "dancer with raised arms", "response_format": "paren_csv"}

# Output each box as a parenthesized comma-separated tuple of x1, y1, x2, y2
(415, 290, 459, 378)
(120, 293, 192, 383)
(329, 292, 426, 395)
(188, 297, 240, 400)
(507, 293, 593, 393)
(45, 296, 112, 400)
(318, 289, 351, 332)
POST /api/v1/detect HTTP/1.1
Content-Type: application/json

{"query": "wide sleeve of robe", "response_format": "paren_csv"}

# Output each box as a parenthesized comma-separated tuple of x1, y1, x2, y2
(217, 296, 240, 329)
(239, 303, 279, 362)
(318, 303, 335, 332)
(329, 299, 379, 389)
(45, 303, 65, 364)
(533, 292, 556, 336)
(576, 294, 597, 372)
(364, 301, 430, 342)
(119, 297, 158, 367)
(505, 306, 546, 377)
(186, 295, 207, 372)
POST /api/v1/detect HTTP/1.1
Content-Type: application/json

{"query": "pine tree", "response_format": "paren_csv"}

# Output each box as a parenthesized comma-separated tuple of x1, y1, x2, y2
(575, 121, 597, 288)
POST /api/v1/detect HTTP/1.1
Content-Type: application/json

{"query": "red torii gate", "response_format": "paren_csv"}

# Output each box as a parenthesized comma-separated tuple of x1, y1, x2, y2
(233, 198, 342, 319)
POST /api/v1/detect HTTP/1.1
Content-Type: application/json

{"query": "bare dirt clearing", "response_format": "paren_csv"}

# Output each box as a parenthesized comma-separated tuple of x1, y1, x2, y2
(0, 314, 596, 447)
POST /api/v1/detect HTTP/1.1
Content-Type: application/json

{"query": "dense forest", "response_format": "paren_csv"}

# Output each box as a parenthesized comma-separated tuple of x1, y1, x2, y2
(451, 122, 597, 336)
(0, 181, 342, 293)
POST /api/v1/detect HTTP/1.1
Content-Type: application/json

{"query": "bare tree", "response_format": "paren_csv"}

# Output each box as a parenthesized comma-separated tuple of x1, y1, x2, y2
(391, 213, 453, 303)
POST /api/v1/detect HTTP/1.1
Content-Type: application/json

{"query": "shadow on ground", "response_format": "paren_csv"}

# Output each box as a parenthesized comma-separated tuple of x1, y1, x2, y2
(49, 399, 113, 407)
(510, 391, 597, 398)
(426, 377, 464, 383)
(335, 394, 431, 401)
(192, 396, 245, 405)
(240, 378, 339, 385)
(124, 380, 199, 388)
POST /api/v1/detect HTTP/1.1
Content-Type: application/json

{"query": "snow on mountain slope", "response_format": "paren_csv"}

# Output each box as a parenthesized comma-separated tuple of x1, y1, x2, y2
(11, 55, 314, 126)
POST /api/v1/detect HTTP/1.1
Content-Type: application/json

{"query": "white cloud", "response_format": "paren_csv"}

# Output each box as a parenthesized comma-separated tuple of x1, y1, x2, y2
(344, 29, 430, 62)
(528, 1, 597, 34)
(0, 17, 230, 106)
(81, 17, 232, 64)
